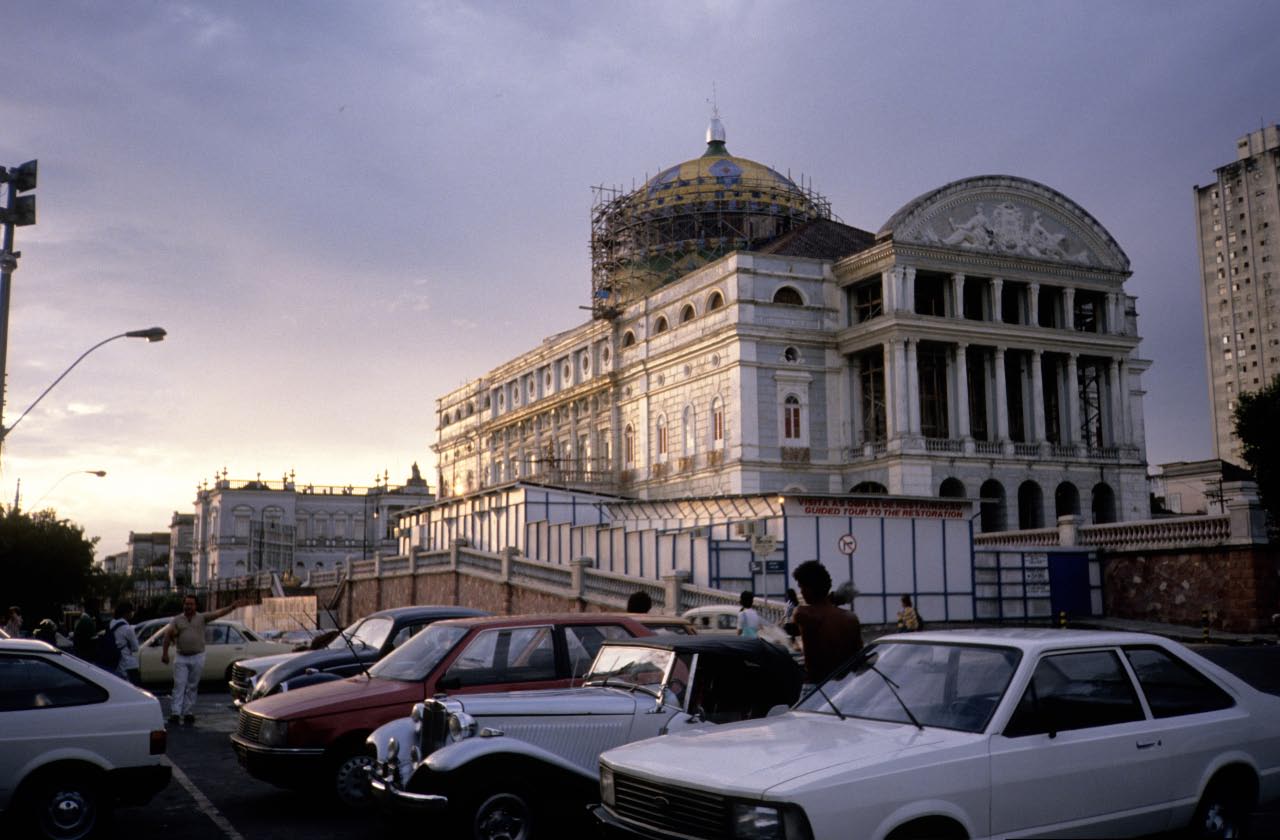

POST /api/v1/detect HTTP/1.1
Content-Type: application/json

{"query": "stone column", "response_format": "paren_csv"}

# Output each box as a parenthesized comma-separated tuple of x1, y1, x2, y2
(1066, 354, 1080, 445)
(883, 340, 899, 437)
(894, 339, 910, 436)
(1028, 282, 1040, 327)
(993, 347, 1009, 441)
(1031, 350, 1046, 443)
(1105, 292, 1119, 334)
(1108, 358, 1123, 445)
(850, 355, 864, 447)
(882, 269, 897, 312)
(904, 266, 917, 313)
(906, 339, 921, 436)
(952, 272, 966, 319)
(1063, 287, 1075, 330)
(992, 277, 1004, 322)
(662, 569, 691, 616)
(955, 343, 971, 439)
(1117, 359, 1130, 448)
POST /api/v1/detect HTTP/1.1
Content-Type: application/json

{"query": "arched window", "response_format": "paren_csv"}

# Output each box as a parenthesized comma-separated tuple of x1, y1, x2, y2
(622, 331, 636, 347)
(783, 395, 802, 440)
(851, 481, 888, 494)
(1018, 481, 1044, 530)
(939, 478, 966, 498)
(1055, 482, 1081, 517)
(680, 304, 696, 323)
(1092, 482, 1116, 524)
(710, 398, 725, 448)
(653, 316, 669, 334)
(682, 406, 695, 454)
(707, 291, 725, 311)
(783, 346, 800, 363)
(624, 424, 636, 466)
(773, 286, 804, 306)
(979, 479, 1006, 533)
(655, 415, 668, 458)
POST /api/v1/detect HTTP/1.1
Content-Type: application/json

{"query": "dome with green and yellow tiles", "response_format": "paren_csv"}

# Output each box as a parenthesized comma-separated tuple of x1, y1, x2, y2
(590, 118, 831, 313)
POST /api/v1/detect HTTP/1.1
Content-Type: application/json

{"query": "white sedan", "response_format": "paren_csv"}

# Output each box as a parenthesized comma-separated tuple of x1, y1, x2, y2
(595, 629, 1280, 840)
(138, 620, 293, 685)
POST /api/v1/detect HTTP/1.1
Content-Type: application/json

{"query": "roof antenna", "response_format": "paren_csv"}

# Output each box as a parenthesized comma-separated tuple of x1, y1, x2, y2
(705, 82, 726, 153)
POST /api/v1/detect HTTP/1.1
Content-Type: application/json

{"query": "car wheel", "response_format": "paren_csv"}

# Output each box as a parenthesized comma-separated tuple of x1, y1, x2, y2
(1191, 779, 1251, 840)
(333, 751, 375, 809)
(470, 785, 535, 840)
(28, 773, 102, 840)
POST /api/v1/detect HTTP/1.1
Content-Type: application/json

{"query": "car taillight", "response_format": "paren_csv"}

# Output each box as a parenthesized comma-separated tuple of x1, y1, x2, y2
(150, 729, 167, 755)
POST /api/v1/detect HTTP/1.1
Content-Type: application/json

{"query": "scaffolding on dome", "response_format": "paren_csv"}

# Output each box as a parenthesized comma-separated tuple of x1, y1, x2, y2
(589, 173, 833, 319)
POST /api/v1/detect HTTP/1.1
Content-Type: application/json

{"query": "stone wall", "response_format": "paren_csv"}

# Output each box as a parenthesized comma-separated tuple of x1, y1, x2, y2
(1103, 544, 1280, 633)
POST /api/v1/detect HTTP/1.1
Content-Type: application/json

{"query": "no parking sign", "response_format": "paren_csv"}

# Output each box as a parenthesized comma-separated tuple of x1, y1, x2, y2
(837, 533, 857, 555)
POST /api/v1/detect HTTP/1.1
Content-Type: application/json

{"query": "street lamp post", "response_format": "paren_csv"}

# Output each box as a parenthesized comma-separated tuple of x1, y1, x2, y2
(25, 469, 107, 511)
(0, 327, 167, 461)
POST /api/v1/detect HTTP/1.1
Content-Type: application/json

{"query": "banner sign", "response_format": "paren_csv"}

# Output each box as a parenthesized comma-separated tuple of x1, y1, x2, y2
(786, 496, 968, 520)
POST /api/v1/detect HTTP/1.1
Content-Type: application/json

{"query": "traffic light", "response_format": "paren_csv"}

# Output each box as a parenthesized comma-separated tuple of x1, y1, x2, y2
(0, 159, 37, 227)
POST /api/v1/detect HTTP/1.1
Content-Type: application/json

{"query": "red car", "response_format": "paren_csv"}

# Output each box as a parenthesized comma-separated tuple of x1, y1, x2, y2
(230, 612, 652, 806)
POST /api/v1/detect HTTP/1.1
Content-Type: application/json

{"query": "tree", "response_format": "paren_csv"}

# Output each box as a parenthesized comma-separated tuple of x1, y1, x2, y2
(0, 506, 98, 631)
(1233, 374, 1280, 522)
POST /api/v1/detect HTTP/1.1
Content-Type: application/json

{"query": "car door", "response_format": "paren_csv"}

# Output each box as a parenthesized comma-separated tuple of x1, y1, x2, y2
(439, 625, 566, 693)
(202, 623, 232, 679)
(988, 647, 1173, 838)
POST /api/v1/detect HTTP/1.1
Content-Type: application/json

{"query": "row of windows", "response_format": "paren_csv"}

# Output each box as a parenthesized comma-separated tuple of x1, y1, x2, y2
(623, 399, 730, 464)
(620, 286, 805, 347)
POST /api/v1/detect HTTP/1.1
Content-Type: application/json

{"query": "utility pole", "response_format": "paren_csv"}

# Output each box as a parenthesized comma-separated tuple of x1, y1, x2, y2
(0, 159, 38, 448)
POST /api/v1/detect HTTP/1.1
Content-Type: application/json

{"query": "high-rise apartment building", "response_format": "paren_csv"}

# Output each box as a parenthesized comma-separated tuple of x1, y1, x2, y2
(1196, 124, 1280, 465)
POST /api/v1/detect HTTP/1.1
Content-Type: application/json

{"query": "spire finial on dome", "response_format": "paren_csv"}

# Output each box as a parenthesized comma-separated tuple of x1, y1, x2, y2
(704, 83, 728, 156)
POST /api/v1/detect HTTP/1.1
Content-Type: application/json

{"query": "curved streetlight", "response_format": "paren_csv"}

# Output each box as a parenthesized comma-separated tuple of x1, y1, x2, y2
(0, 327, 166, 444)
(27, 468, 107, 510)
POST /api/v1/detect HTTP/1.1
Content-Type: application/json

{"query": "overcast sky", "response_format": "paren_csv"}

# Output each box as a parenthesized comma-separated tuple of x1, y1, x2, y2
(2, 1, 1276, 558)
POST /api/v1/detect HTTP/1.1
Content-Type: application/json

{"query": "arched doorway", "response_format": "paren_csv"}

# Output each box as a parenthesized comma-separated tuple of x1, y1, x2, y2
(850, 481, 888, 494)
(979, 479, 1006, 533)
(939, 477, 966, 498)
(1092, 482, 1117, 524)
(1055, 482, 1081, 518)
(1018, 481, 1044, 529)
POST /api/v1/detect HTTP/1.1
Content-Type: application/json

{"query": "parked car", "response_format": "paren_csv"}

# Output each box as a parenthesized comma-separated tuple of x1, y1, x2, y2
(137, 619, 294, 685)
(229, 606, 488, 705)
(682, 604, 792, 647)
(130, 615, 175, 646)
(633, 614, 696, 635)
(366, 635, 802, 839)
(231, 612, 654, 808)
(593, 628, 1280, 840)
(0, 638, 171, 840)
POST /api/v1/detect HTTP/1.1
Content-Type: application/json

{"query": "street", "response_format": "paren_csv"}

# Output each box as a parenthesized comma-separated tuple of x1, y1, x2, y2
(42, 643, 1280, 839)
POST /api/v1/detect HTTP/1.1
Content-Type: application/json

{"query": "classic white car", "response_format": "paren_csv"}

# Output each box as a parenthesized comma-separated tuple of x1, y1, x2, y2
(593, 629, 1280, 840)
(137, 619, 294, 685)
(366, 636, 803, 839)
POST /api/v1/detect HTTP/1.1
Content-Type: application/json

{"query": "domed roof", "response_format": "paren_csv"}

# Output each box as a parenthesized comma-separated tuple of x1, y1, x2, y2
(629, 120, 815, 216)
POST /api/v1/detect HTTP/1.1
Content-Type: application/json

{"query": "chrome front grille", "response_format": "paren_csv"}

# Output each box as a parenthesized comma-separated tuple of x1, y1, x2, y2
(612, 773, 730, 839)
(236, 709, 264, 742)
(420, 699, 449, 754)
(230, 663, 255, 689)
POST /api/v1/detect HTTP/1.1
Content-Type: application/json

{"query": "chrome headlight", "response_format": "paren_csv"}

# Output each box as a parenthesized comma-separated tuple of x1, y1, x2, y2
(257, 718, 289, 747)
(599, 765, 615, 807)
(447, 711, 476, 741)
(386, 737, 399, 760)
(732, 803, 783, 839)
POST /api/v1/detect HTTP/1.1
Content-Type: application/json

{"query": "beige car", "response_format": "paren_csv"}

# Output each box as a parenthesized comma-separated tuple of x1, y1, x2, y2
(138, 620, 294, 685)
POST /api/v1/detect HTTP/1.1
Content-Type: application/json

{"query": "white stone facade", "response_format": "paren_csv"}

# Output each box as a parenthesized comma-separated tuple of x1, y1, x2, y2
(435, 169, 1151, 531)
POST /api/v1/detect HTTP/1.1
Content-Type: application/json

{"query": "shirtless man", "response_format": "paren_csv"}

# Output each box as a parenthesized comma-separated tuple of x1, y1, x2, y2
(786, 560, 863, 687)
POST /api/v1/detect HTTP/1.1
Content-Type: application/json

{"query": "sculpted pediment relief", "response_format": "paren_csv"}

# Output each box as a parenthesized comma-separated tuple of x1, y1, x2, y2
(885, 177, 1129, 272)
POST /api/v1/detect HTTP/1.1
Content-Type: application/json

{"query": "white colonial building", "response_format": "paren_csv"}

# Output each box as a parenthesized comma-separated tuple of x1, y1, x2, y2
(190, 467, 433, 584)
(433, 120, 1150, 532)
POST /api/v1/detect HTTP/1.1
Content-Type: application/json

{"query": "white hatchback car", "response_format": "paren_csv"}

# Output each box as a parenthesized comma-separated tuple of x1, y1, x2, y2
(594, 629, 1280, 840)
(0, 639, 171, 840)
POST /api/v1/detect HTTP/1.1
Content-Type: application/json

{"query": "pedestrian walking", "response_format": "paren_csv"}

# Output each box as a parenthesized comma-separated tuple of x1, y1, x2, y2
(161, 595, 247, 725)
(32, 618, 59, 646)
(109, 601, 142, 685)
(73, 598, 100, 660)
(3, 605, 22, 637)
(737, 590, 761, 638)
(785, 560, 863, 688)
(896, 594, 921, 632)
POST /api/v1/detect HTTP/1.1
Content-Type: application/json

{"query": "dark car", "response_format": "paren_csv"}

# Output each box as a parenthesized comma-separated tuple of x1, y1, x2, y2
(230, 613, 654, 807)
(228, 606, 489, 705)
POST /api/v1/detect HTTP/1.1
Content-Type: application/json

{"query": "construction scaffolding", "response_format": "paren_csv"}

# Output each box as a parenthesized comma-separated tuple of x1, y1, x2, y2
(589, 173, 832, 319)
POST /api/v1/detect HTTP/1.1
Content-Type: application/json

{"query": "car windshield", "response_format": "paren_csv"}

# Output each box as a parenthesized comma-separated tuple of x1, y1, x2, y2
(796, 642, 1021, 732)
(367, 624, 469, 682)
(329, 616, 393, 652)
(585, 645, 675, 692)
